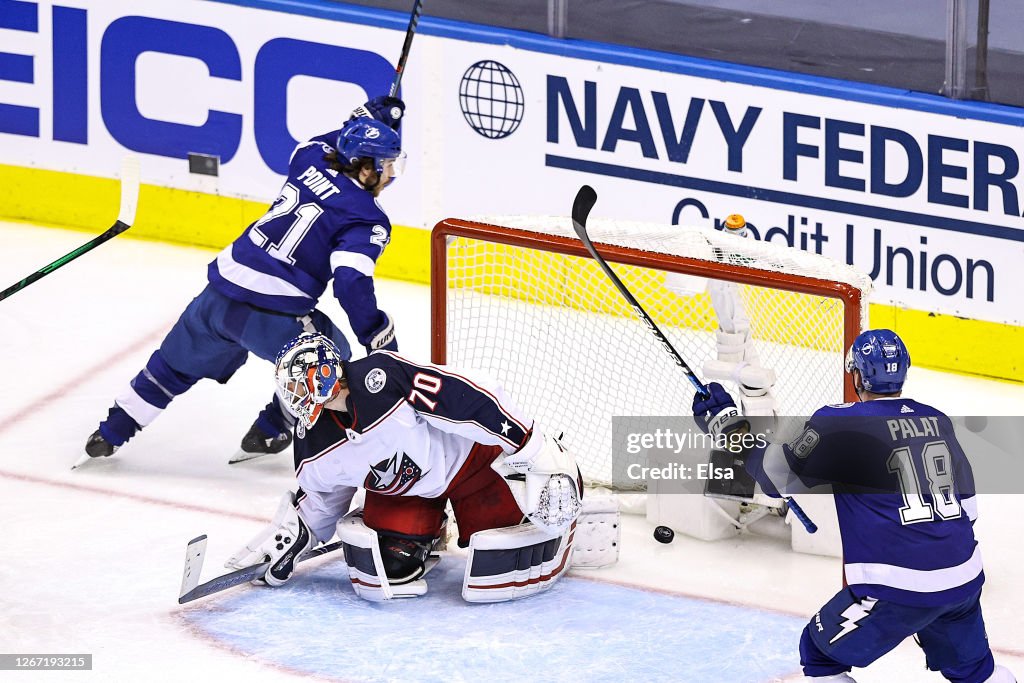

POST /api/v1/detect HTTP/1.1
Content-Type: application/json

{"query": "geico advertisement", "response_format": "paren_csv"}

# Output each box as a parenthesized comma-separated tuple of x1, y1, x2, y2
(439, 41, 1024, 325)
(0, 0, 425, 210)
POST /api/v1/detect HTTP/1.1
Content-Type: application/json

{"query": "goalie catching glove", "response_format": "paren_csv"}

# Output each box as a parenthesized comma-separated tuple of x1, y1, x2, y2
(226, 491, 314, 586)
(495, 431, 583, 535)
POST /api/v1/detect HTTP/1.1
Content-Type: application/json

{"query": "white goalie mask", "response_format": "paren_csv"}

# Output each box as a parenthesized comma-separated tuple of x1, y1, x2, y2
(274, 333, 345, 429)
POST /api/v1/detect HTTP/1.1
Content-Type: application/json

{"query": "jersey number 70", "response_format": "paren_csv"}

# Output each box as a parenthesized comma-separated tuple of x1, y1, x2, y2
(887, 441, 962, 525)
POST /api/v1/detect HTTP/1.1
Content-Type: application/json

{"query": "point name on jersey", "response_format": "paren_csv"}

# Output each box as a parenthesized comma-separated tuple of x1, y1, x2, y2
(297, 165, 341, 200)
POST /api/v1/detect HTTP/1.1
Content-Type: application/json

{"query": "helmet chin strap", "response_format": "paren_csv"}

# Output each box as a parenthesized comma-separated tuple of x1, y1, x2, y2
(852, 371, 867, 402)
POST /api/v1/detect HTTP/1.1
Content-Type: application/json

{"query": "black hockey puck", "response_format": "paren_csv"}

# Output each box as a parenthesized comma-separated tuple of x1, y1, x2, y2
(653, 525, 675, 544)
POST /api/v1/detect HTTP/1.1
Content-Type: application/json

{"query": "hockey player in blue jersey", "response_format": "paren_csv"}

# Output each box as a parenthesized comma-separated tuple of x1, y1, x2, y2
(693, 329, 1015, 683)
(78, 96, 407, 466)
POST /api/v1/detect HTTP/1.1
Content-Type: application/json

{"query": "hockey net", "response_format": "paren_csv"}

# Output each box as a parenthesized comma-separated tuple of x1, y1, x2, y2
(431, 216, 872, 491)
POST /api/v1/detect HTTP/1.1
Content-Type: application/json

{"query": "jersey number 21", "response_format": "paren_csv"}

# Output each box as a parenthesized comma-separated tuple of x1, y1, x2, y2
(249, 183, 323, 265)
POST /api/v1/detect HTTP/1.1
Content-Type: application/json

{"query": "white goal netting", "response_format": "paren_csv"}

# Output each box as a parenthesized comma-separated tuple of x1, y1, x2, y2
(434, 216, 872, 490)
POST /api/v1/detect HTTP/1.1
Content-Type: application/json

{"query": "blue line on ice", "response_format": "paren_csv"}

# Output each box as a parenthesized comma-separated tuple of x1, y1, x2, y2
(183, 558, 805, 682)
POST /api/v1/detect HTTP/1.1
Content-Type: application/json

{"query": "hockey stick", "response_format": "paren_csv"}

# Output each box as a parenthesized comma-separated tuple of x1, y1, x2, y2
(570, 185, 817, 534)
(0, 156, 140, 302)
(178, 535, 345, 604)
(571, 185, 709, 400)
(389, 0, 424, 97)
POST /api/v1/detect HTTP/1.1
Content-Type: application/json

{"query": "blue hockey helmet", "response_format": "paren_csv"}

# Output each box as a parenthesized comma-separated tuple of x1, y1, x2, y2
(845, 329, 911, 394)
(336, 118, 405, 177)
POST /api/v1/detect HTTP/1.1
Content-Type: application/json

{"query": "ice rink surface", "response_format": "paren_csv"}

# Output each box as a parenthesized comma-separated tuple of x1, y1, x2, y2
(1, 220, 1021, 682)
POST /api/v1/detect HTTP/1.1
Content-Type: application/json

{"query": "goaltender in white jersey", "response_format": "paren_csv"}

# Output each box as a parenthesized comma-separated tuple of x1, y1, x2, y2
(227, 333, 618, 603)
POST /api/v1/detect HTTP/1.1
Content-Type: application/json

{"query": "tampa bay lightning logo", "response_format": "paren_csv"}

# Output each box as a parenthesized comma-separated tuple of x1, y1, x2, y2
(365, 453, 423, 495)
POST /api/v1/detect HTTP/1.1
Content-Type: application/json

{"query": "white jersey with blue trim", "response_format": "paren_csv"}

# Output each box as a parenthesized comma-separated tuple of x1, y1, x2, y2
(207, 130, 392, 346)
(291, 352, 533, 539)
(746, 397, 982, 607)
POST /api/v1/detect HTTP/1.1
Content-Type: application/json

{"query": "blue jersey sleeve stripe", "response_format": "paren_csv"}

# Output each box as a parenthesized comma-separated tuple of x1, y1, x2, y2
(207, 270, 313, 315)
(962, 496, 978, 521)
(330, 250, 376, 277)
(215, 246, 313, 299)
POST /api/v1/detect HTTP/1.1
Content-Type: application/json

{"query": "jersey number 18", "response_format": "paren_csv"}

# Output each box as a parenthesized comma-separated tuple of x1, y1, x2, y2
(886, 441, 962, 525)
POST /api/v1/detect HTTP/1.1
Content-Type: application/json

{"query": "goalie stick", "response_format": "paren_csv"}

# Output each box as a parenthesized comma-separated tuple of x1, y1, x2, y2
(570, 185, 817, 534)
(389, 0, 424, 97)
(0, 155, 140, 302)
(178, 535, 345, 604)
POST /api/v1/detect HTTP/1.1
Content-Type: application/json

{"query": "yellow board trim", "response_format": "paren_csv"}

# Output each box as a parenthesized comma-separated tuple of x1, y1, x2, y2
(3, 163, 1021, 383)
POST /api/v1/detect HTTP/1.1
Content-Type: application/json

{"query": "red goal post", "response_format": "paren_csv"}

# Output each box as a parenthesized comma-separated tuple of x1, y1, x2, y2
(431, 216, 871, 489)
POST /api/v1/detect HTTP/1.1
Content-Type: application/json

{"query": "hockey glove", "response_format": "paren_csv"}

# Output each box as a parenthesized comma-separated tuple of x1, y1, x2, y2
(226, 491, 314, 586)
(349, 96, 405, 131)
(365, 311, 398, 354)
(500, 432, 582, 534)
(692, 382, 749, 447)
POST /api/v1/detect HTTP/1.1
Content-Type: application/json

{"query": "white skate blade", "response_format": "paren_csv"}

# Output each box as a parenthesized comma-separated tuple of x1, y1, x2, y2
(71, 452, 92, 470)
(228, 448, 276, 464)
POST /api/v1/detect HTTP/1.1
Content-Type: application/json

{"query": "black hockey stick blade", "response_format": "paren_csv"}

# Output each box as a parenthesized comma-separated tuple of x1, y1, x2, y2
(571, 184, 598, 233)
(0, 155, 140, 303)
(177, 539, 345, 604)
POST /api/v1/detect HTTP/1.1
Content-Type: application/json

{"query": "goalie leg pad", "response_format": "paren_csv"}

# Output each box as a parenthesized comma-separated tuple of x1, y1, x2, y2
(462, 521, 575, 603)
(570, 497, 621, 568)
(338, 509, 430, 601)
(494, 468, 582, 536)
(490, 434, 583, 536)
